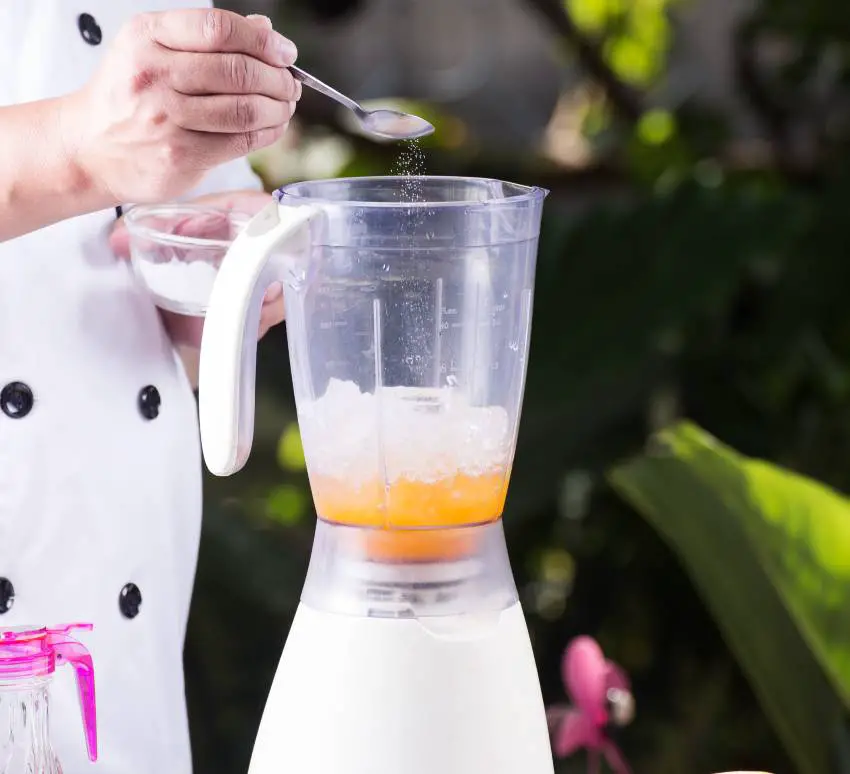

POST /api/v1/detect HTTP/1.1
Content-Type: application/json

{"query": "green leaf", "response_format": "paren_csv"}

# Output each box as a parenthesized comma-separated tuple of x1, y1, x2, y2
(565, 0, 609, 33)
(265, 484, 308, 526)
(276, 422, 306, 471)
(608, 421, 850, 774)
(637, 109, 676, 145)
(606, 36, 656, 84)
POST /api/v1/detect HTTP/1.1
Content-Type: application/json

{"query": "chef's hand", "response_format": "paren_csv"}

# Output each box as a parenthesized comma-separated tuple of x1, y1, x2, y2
(62, 9, 300, 204)
(110, 189, 285, 386)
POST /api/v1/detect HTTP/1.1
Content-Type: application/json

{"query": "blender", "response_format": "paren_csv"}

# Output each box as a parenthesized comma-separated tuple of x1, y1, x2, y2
(198, 176, 552, 774)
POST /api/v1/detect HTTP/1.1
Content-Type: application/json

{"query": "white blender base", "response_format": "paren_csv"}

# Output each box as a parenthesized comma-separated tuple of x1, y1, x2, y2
(249, 601, 554, 774)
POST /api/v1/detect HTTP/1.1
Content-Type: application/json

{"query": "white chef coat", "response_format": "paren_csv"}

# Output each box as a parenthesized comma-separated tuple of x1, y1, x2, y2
(0, 3, 263, 774)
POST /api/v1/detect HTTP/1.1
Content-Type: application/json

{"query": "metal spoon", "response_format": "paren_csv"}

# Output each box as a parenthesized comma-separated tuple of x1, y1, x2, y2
(289, 65, 435, 142)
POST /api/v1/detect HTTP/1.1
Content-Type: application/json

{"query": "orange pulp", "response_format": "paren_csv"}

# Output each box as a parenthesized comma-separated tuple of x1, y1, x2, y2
(310, 471, 509, 562)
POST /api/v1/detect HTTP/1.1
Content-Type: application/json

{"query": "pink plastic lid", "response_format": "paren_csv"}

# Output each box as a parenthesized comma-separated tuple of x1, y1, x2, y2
(0, 624, 98, 762)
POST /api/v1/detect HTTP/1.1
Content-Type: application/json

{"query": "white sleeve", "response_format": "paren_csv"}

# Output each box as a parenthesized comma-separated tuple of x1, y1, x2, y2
(181, 157, 265, 199)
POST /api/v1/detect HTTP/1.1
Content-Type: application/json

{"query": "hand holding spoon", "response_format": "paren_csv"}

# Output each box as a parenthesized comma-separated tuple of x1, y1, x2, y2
(289, 65, 435, 142)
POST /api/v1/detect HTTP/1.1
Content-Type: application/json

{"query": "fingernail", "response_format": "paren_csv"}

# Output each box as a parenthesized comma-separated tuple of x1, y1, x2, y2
(274, 33, 298, 65)
(246, 14, 273, 28)
(294, 79, 303, 101)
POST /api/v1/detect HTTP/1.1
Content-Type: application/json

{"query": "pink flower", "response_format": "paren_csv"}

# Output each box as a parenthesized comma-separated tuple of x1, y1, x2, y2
(547, 636, 634, 774)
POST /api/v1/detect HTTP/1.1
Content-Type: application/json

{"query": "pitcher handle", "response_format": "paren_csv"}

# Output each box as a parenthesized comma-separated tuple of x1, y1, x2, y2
(46, 626, 98, 762)
(199, 201, 321, 477)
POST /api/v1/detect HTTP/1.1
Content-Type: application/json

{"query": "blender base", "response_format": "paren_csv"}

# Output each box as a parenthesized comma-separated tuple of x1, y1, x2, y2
(249, 600, 554, 774)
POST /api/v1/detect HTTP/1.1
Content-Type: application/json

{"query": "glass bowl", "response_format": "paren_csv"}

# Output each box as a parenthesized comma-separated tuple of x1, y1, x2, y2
(124, 204, 251, 316)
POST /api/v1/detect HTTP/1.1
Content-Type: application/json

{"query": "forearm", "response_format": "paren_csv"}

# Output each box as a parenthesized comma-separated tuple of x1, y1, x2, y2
(159, 311, 203, 391)
(0, 96, 114, 241)
(176, 345, 200, 392)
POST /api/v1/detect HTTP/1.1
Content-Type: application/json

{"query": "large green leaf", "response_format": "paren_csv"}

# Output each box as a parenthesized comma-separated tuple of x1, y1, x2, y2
(608, 421, 850, 774)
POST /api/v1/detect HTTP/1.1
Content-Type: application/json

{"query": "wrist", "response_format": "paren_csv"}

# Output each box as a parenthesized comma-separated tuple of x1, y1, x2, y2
(160, 309, 204, 350)
(0, 95, 117, 241)
(55, 91, 116, 212)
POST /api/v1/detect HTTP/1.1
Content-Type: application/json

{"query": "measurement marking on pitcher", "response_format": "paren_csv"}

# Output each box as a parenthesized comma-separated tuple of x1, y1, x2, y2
(433, 277, 444, 387)
(372, 297, 391, 525)
(441, 305, 461, 332)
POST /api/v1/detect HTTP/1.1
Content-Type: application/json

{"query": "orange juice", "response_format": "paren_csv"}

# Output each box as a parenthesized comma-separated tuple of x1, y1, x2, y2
(298, 380, 516, 560)
(311, 471, 509, 561)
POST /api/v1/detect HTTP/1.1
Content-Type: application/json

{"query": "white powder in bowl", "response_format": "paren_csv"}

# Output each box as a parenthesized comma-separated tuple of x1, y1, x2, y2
(133, 258, 220, 315)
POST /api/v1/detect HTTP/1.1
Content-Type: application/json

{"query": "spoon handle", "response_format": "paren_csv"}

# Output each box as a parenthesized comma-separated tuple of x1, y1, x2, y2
(289, 65, 362, 114)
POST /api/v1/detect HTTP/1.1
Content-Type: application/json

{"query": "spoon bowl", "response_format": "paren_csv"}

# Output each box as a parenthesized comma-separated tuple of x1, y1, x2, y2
(357, 108, 434, 141)
(290, 65, 434, 142)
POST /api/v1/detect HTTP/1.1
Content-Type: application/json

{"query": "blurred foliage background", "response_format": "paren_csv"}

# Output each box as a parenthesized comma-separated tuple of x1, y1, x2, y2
(185, 0, 850, 772)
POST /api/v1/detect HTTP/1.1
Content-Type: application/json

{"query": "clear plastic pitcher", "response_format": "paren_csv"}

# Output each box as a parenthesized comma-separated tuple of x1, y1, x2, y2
(199, 176, 546, 561)
(0, 624, 97, 774)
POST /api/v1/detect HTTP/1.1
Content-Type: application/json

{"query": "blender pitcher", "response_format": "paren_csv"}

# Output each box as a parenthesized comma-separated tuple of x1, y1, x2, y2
(0, 624, 97, 774)
(199, 176, 552, 774)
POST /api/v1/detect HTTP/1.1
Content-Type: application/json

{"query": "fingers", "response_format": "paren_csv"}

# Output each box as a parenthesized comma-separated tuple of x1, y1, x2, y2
(168, 51, 300, 101)
(140, 10, 299, 169)
(173, 94, 295, 133)
(257, 298, 284, 338)
(171, 213, 230, 235)
(143, 8, 297, 67)
(190, 190, 272, 214)
(264, 282, 283, 304)
(259, 285, 285, 338)
(189, 123, 289, 169)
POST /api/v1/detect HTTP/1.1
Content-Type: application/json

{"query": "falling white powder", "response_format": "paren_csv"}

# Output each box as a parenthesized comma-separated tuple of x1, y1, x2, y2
(133, 259, 220, 314)
(391, 139, 426, 203)
(297, 378, 512, 485)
